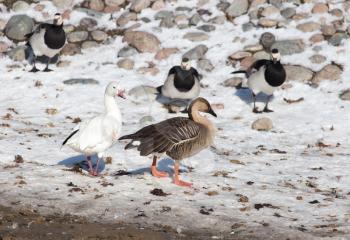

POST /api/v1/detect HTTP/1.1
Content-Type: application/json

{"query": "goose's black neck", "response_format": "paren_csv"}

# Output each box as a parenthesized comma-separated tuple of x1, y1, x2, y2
(169, 66, 199, 92)
(265, 61, 286, 87)
(44, 24, 66, 49)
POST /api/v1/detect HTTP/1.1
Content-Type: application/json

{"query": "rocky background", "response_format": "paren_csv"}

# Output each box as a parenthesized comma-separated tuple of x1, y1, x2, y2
(0, 0, 349, 93)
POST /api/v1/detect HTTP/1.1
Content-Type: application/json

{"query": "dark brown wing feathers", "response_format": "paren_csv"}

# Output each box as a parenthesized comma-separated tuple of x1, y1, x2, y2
(119, 117, 202, 157)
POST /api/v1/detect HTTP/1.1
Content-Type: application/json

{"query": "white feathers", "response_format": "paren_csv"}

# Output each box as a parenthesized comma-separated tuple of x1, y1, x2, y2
(248, 66, 277, 95)
(65, 82, 123, 157)
(29, 28, 63, 58)
(181, 60, 191, 70)
(272, 52, 281, 61)
(132, 141, 141, 146)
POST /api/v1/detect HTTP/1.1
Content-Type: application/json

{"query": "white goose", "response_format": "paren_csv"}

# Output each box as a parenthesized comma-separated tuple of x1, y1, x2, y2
(62, 82, 126, 176)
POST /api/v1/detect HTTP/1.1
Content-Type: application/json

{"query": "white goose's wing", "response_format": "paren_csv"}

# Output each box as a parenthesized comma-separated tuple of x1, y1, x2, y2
(79, 115, 120, 152)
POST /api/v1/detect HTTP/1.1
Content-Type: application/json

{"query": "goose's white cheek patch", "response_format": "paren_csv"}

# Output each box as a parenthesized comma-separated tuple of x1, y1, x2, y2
(132, 141, 141, 146)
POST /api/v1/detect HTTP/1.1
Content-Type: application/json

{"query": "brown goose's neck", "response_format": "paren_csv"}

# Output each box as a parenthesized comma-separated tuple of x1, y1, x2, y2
(189, 108, 215, 133)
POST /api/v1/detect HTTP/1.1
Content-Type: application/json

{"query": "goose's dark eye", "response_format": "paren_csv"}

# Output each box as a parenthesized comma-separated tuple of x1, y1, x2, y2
(113, 86, 116, 89)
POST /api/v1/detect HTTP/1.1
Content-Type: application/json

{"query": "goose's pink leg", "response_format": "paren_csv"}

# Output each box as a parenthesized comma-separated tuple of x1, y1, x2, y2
(86, 156, 94, 175)
(151, 156, 168, 178)
(92, 158, 100, 176)
(173, 161, 192, 187)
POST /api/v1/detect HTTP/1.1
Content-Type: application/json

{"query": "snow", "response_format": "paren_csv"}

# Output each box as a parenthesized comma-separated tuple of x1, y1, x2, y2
(0, 0, 350, 238)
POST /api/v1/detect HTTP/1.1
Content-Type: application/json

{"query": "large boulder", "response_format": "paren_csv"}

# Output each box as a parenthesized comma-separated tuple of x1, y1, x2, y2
(225, 0, 249, 18)
(182, 44, 208, 60)
(5, 15, 34, 41)
(122, 31, 161, 53)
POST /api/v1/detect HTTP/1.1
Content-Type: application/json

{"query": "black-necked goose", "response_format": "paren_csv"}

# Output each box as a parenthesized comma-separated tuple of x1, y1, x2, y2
(157, 58, 201, 100)
(62, 82, 126, 176)
(232, 49, 286, 113)
(26, 13, 66, 72)
(119, 97, 217, 187)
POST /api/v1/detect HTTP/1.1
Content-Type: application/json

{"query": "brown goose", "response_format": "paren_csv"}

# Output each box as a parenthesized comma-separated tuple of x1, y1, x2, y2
(119, 97, 217, 187)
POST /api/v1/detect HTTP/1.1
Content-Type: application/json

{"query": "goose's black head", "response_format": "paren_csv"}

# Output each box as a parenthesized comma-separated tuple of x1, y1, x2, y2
(53, 13, 63, 26)
(271, 48, 281, 64)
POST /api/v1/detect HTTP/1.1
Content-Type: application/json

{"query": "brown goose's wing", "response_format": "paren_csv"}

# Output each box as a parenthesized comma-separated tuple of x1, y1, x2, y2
(119, 117, 203, 157)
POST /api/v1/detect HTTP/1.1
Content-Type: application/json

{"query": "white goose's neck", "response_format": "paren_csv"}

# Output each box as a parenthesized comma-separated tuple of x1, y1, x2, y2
(104, 95, 121, 118)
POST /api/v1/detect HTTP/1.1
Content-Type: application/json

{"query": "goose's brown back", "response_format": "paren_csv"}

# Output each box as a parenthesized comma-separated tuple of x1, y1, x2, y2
(119, 117, 212, 160)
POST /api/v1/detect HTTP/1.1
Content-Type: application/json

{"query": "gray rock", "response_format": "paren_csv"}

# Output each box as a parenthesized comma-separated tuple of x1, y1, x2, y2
(242, 22, 254, 32)
(253, 51, 270, 60)
(285, 65, 314, 82)
(183, 32, 209, 42)
(312, 64, 343, 84)
(197, 24, 216, 32)
(117, 12, 137, 26)
(7, 46, 26, 61)
(269, 0, 282, 7)
(297, 22, 321, 32)
(159, 16, 175, 28)
(63, 78, 99, 85)
(117, 58, 134, 70)
(225, 0, 248, 18)
(118, 46, 138, 57)
(339, 90, 350, 101)
(12, 1, 30, 12)
(198, 59, 214, 72)
(328, 33, 348, 46)
(81, 41, 99, 49)
(80, 17, 98, 30)
(209, 15, 226, 25)
(122, 31, 161, 53)
(5, 15, 34, 41)
(91, 30, 108, 42)
(154, 10, 174, 20)
(183, 44, 208, 60)
(189, 13, 202, 26)
(129, 85, 158, 101)
(216, 1, 230, 12)
(130, 0, 151, 13)
(252, 118, 273, 131)
(141, 17, 151, 23)
(281, 7, 296, 19)
(260, 32, 276, 50)
(271, 39, 305, 55)
(61, 43, 82, 56)
(75, 8, 103, 18)
(105, 0, 125, 7)
(63, 25, 75, 34)
(0, 41, 9, 53)
(53, 0, 74, 9)
(67, 31, 89, 43)
(309, 54, 326, 64)
(222, 77, 242, 87)
(175, 6, 192, 12)
(321, 25, 336, 36)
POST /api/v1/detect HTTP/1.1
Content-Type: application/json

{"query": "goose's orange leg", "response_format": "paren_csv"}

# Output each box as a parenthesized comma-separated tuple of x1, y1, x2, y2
(151, 156, 168, 178)
(173, 161, 192, 187)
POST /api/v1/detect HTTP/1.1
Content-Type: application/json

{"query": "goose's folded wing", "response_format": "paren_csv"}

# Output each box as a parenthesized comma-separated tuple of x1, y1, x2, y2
(78, 116, 106, 151)
(128, 117, 203, 156)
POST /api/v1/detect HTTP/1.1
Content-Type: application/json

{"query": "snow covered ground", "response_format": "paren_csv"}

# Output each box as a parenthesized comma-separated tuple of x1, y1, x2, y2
(0, 0, 350, 239)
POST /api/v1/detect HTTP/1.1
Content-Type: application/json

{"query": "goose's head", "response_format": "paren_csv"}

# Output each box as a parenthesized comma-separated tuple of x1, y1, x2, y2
(189, 97, 217, 117)
(181, 57, 191, 70)
(271, 48, 281, 64)
(105, 82, 126, 99)
(53, 13, 63, 26)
